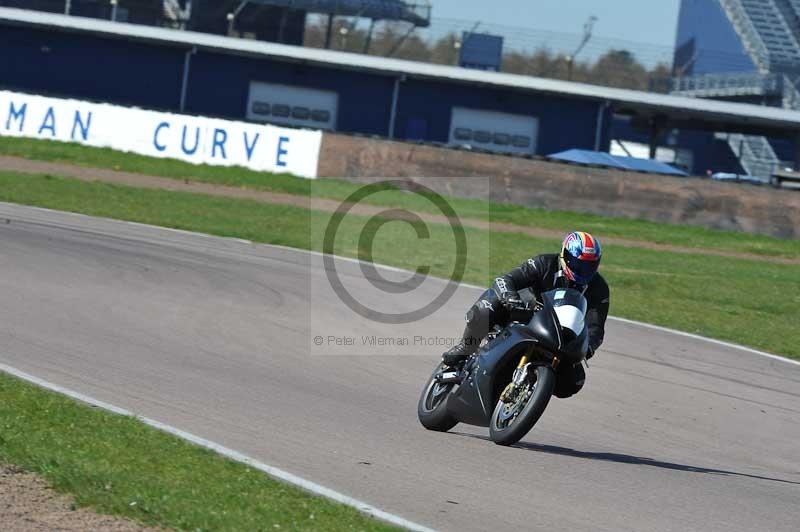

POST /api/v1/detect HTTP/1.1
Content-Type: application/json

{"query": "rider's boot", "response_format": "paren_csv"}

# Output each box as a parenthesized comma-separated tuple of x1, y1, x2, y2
(442, 298, 492, 367)
(442, 333, 481, 367)
(442, 342, 474, 367)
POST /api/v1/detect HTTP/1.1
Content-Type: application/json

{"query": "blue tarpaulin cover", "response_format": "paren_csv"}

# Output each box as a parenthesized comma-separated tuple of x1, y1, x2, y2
(548, 149, 688, 176)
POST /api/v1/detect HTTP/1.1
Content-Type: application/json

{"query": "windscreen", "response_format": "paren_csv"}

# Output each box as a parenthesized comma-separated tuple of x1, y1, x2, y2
(542, 289, 587, 335)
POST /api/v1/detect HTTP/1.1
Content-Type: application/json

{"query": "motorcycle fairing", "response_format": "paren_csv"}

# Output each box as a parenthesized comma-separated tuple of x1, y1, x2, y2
(443, 288, 589, 427)
(446, 324, 554, 427)
(541, 289, 589, 363)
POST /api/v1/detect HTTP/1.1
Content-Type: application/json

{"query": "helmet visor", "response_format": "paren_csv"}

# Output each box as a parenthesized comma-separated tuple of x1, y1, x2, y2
(564, 253, 599, 283)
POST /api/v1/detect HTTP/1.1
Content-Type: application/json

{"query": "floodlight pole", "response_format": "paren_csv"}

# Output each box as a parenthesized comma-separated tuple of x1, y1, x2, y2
(64, 0, 71, 15)
(227, 1, 249, 37)
(386, 24, 417, 57)
(567, 15, 597, 81)
(110, 0, 118, 22)
(338, 8, 366, 51)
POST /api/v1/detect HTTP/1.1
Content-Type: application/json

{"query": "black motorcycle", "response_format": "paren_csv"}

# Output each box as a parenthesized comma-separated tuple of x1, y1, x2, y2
(418, 288, 590, 446)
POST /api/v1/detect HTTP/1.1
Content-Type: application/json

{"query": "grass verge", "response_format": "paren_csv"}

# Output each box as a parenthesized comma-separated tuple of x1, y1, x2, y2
(0, 371, 397, 531)
(1, 136, 798, 260)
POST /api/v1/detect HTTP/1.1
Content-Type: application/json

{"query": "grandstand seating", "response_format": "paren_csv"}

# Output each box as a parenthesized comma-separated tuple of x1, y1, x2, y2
(674, 0, 800, 180)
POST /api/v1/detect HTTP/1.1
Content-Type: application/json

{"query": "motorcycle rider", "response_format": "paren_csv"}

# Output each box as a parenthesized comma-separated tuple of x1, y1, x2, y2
(442, 231, 609, 398)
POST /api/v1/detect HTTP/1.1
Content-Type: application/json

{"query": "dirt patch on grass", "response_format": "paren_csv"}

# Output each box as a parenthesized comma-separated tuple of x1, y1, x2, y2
(1, 155, 797, 265)
(0, 463, 158, 532)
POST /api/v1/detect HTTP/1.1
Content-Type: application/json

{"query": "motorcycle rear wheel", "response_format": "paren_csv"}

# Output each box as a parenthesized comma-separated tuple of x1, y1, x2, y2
(489, 365, 555, 446)
(417, 363, 459, 432)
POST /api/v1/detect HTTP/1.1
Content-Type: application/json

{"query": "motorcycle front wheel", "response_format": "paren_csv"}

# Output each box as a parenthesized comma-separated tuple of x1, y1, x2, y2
(489, 365, 555, 446)
(417, 363, 459, 432)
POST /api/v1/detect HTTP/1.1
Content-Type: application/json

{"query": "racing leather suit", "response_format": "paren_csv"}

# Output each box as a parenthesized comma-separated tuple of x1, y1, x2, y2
(458, 253, 610, 398)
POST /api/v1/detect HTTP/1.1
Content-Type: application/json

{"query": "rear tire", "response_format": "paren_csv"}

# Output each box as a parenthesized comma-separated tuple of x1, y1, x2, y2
(489, 365, 555, 446)
(417, 363, 459, 432)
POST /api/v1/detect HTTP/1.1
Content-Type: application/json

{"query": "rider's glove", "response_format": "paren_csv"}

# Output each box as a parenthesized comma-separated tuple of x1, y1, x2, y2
(499, 290, 522, 309)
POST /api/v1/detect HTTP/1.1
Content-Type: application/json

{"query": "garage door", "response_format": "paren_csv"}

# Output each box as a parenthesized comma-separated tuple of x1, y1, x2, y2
(247, 81, 338, 131)
(449, 107, 538, 156)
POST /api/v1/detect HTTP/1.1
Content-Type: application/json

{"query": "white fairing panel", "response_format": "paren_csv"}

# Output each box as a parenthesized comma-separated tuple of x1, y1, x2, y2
(554, 305, 585, 335)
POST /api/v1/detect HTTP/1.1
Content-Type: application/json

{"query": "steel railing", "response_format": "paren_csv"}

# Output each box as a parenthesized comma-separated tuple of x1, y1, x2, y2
(719, 0, 772, 72)
(671, 72, 782, 97)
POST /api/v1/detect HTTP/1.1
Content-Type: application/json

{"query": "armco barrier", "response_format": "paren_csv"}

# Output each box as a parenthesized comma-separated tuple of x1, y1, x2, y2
(0, 91, 322, 179)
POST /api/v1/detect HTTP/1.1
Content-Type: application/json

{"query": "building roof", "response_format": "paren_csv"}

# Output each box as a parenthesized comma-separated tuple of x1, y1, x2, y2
(3, 6, 800, 136)
(548, 149, 688, 176)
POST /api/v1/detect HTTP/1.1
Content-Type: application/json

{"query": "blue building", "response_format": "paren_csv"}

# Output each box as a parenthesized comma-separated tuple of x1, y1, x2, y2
(672, 0, 800, 178)
(3, 7, 800, 176)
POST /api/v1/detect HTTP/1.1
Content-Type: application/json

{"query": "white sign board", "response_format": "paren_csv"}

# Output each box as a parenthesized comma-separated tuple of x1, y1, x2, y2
(0, 90, 322, 178)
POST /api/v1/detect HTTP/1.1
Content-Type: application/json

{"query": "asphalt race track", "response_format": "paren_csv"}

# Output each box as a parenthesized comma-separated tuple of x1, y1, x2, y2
(1, 201, 799, 532)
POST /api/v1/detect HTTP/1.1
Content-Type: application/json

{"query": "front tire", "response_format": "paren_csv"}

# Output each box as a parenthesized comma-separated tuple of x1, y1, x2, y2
(489, 365, 555, 446)
(417, 363, 459, 432)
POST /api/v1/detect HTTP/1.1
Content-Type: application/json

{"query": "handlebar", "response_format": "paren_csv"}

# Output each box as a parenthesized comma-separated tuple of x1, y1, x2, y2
(504, 298, 542, 312)
(503, 298, 527, 310)
(504, 298, 540, 324)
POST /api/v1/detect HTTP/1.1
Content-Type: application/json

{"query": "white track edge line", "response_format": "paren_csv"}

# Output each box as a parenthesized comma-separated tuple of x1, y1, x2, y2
(604, 316, 800, 367)
(5, 202, 799, 368)
(0, 362, 437, 532)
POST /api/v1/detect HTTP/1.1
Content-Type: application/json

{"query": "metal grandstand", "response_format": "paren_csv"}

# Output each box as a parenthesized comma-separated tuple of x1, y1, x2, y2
(673, 0, 800, 180)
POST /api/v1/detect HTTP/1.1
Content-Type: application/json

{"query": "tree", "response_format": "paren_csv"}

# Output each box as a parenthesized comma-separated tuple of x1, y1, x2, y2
(591, 50, 649, 90)
(301, 18, 670, 92)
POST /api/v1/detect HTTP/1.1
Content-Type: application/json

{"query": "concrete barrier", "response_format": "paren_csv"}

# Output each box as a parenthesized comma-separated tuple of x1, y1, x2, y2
(319, 133, 800, 239)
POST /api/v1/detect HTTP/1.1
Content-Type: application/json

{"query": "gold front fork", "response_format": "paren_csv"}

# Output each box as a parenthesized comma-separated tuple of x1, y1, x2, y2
(500, 353, 531, 403)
